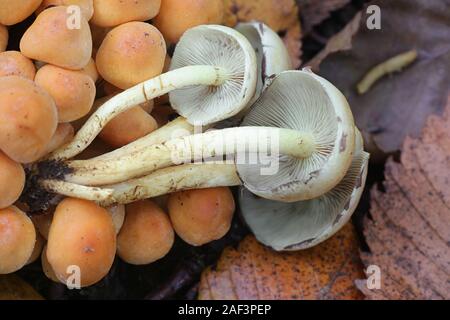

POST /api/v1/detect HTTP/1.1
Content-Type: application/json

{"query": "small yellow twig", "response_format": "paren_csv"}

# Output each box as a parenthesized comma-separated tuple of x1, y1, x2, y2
(357, 50, 418, 95)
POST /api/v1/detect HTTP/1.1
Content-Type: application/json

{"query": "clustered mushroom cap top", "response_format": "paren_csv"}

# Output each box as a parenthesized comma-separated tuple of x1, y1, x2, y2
(235, 22, 292, 106)
(169, 25, 257, 126)
(237, 69, 356, 202)
(239, 129, 369, 251)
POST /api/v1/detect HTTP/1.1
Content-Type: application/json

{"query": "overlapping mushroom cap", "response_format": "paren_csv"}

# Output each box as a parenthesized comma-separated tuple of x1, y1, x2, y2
(239, 129, 369, 251)
(235, 22, 292, 106)
(237, 70, 356, 202)
(169, 25, 257, 125)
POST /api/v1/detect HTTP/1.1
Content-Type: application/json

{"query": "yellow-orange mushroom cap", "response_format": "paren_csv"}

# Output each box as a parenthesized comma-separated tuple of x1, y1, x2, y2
(118, 200, 174, 265)
(0, 206, 36, 274)
(47, 198, 116, 287)
(0, 0, 43, 26)
(153, 0, 224, 44)
(99, 106, 158, 148)
(0, 76, 58, 163)
(0, 51, 36, 80)
(168, 187, 235, 246)
(0, 24, 8, 52)
(91, 0, 161, 28)
(96, 21, 166, 89)
(35, 64, 96, 123)
(20, 6, 92, 70)
(0, 152, 25, 209)
(37, 0, 94, 21)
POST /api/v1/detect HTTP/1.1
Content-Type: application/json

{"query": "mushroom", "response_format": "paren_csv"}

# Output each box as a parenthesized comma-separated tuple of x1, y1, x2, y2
(38, 123, 75, 159)
(0, 0, 43, 26)
(0, 151, 25, 209)
(238, 129, 370, 251)
(36, 0, 95, 21)
(91, 0, 161, 28)
(46, 198, 116, 287)
(58, 70, 355, 198)
(41, 245, 60, 283)
(52, 70, 355, 215)
(0, 76, 58, 163)
(49, 25, 257, 160)
(65, 22, 289, 168)
(35, 64, 96, 123)
(168, 187, 235, 246)
(99, 106, 159, 148)
(96, 22, 167, 90)
(80, 57, 99, 83)
(26, 233, 45, 265)
(235, 22, 293, 107)
(0, 51, 36, 80)
(0, 24, 7, 52)
(0, 206, 36, 274)
(153, 0, 224, 44)
(31, 209, 54, 240)
(20, 6, 92, 70)
(117, 200, 174, 265)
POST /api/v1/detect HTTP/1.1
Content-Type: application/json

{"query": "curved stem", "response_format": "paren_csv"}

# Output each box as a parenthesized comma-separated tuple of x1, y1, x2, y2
(90, 117, 198, 162)
(40, 180, 114, 202)
(49, 65, 230, 161)
(64, 126, 316, 186)
(100, 163, 241, 207)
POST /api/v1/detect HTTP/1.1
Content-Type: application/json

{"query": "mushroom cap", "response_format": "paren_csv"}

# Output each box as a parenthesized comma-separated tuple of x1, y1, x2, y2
(91, 0, 161, 28)
(20, 6, 92, 70)
(0, 0, 42, 26)
(235, 22, 292, 106)
(26, 233, 45, 265)
(168, 187, 235, 246)
(99, 106, 158, 148)
(0, 51, 36, 80)
(35, 64, 96, 123)
(153, 0, 224, 44)
(236, 70, 356, 202)
(0, 206, 36, 274)
(0, 151, 25, 209)
(96, 21, 166, 89)
(47, 198, 116, 287)
(169, 25, 257, 125)
(0, 24, 8, 52)
(117, 200, 174, 265)
(37, 0, 95, 21)
(239, 129, 369, 251)
(0, 76, 58, 163)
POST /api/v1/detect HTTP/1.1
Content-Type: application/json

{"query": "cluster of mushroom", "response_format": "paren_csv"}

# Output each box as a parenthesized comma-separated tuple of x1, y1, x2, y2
(0, 0, 369, 289)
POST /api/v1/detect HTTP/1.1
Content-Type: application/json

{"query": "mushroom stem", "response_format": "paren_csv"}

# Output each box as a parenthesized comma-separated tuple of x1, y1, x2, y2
(100, 163, 241, 207)
(49, 65, 231, 161)
(40, 180, 114, 202)
(90, 117, 199, 162)
(61, 126, 316, 186)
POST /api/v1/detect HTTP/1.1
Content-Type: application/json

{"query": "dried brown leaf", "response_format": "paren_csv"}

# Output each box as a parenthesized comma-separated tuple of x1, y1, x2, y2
(0, 275, 44, 300)
(357, 98, 450, 300)
(296, 0, 352, 34)
(198, 223, 365, 300)
(223, 0, 302, 68)
(311, 0, 450, 155)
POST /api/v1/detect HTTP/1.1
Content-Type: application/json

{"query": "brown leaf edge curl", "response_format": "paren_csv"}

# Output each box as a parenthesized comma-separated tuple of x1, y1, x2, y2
(223, 0, 302, 68)
(198, 223, 365, 300)
(356, 97, 450, 300)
